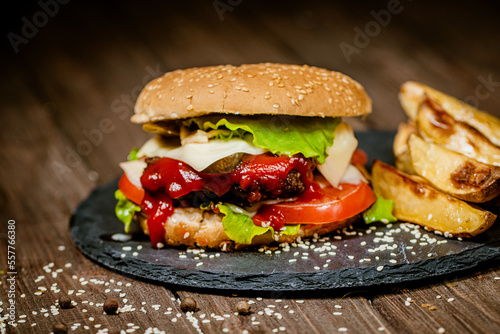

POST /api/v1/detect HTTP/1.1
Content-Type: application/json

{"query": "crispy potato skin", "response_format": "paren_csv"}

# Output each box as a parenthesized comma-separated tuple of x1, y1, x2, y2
(371, 160, 496, 238)
(392, 81, 499, 238)
(408, 134, 500, 203)
(399, 81, 500, 147)
(416, 100, 500, 167)
(393, 122, 417, 174)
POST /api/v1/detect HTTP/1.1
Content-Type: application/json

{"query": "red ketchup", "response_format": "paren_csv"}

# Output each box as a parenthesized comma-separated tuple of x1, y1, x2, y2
(140, 159, 204, 247)
(139, 154, 316, 247)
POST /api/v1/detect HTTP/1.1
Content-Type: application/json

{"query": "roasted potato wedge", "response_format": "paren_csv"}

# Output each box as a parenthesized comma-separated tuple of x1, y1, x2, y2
(393, 122, 417, 174)
(416, 99, 500, 166)
(399, 81, 500, 147)
(408, 134, 500, 203)
(371, 160, 497, 238)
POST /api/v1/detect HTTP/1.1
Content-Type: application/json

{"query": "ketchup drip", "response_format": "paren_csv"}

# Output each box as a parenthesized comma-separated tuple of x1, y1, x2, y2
(140, 154, 316, 247)
(140, 158, 205, 248)
(141, 192, 173, 248)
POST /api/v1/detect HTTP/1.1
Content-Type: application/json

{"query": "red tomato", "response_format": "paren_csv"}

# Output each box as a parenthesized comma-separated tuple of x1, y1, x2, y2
(253, 182, 376, 226)
(351, 148, 368, 166)
(118, 173, 145, 204)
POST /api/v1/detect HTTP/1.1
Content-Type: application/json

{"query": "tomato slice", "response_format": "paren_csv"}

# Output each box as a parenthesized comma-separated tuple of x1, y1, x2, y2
(253, 182, 376, 226)
(118, 173, 145, 204)
(351, 148, 368, 166)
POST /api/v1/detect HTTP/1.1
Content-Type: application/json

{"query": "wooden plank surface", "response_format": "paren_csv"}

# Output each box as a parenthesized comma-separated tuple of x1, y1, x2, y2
(1, 1, 500, 333)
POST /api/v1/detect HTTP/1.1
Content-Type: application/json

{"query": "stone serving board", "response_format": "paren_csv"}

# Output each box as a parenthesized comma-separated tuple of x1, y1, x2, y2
(70, 131, 500, 291)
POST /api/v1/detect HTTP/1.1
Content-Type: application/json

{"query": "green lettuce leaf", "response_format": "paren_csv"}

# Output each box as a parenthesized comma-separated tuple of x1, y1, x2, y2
(218, 204, 273, 244)
(218, 204, 299, 244)
(127, 147, 139, 161)
(115, 189, 141, 233)
(363, 193, 397, 224)
(280, 224, 300, 236)
(185, 115, 341, 163)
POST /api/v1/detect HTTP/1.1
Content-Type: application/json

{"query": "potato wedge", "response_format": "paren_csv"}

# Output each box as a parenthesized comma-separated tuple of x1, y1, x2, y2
(399, 81, 500, 147)
(416, 99, 500, 166)
(371, 160, 496, 238)
(393, 122, 417, 174)
(408, 134, 500, 203)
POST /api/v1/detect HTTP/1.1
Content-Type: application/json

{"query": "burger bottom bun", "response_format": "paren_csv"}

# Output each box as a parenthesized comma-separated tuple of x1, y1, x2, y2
(138, 207, 359, 251)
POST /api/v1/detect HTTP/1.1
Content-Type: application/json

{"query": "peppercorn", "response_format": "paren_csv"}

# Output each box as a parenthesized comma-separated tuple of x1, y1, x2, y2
(236, 301, 251, 315)
(180, 297, 197, 312)
(53, 322, 67, 334)
(103, 298, 119, 315)
(58, 294, 72, 309)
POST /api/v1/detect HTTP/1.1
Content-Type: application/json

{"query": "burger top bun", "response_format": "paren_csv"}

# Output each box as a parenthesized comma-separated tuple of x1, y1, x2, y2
(132, 63, 372, 123)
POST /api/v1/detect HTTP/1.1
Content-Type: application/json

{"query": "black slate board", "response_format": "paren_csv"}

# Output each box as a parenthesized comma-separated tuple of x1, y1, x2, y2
(70, 131, 500, 291)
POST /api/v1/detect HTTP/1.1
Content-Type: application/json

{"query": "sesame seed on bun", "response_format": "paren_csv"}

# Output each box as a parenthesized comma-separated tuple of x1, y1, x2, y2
(132, 63, 372, 123)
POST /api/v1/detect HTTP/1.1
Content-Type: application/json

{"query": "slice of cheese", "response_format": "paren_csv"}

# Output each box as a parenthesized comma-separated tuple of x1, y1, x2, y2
(136, 136, 266, 172)
(119, 160, 147, 188)
(317, 122, 359, 187)
(339, 164, 367, 185)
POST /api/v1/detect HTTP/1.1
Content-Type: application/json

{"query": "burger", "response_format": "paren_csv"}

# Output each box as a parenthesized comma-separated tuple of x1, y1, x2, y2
(115, 63, 383, 250)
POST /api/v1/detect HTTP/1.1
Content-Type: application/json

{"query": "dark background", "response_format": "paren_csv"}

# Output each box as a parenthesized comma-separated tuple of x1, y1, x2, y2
(2, 1, 500, 130)
(1, 2, 500, 333)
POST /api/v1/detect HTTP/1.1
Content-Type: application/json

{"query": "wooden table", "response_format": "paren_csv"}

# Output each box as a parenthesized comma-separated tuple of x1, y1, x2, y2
(1, 1, 500, 333)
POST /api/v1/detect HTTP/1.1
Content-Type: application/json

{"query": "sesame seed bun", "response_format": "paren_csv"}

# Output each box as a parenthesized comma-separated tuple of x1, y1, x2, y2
(132, 63, 372, 123)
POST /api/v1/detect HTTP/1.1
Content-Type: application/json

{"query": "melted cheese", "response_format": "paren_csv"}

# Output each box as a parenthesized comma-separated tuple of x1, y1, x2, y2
(136, 136, 266, 172)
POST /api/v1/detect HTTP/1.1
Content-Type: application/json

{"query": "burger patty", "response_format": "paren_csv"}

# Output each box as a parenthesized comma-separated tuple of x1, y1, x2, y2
(223, 169, 305, 207)
(178, 169, 306, 208)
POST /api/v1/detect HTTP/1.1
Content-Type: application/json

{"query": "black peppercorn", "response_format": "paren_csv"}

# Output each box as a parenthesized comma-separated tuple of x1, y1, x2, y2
(53, 322, 67, 334)
(58, 294, 72, 309)
(103, 298, 119, 315)
(180, 297, 197, 312)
